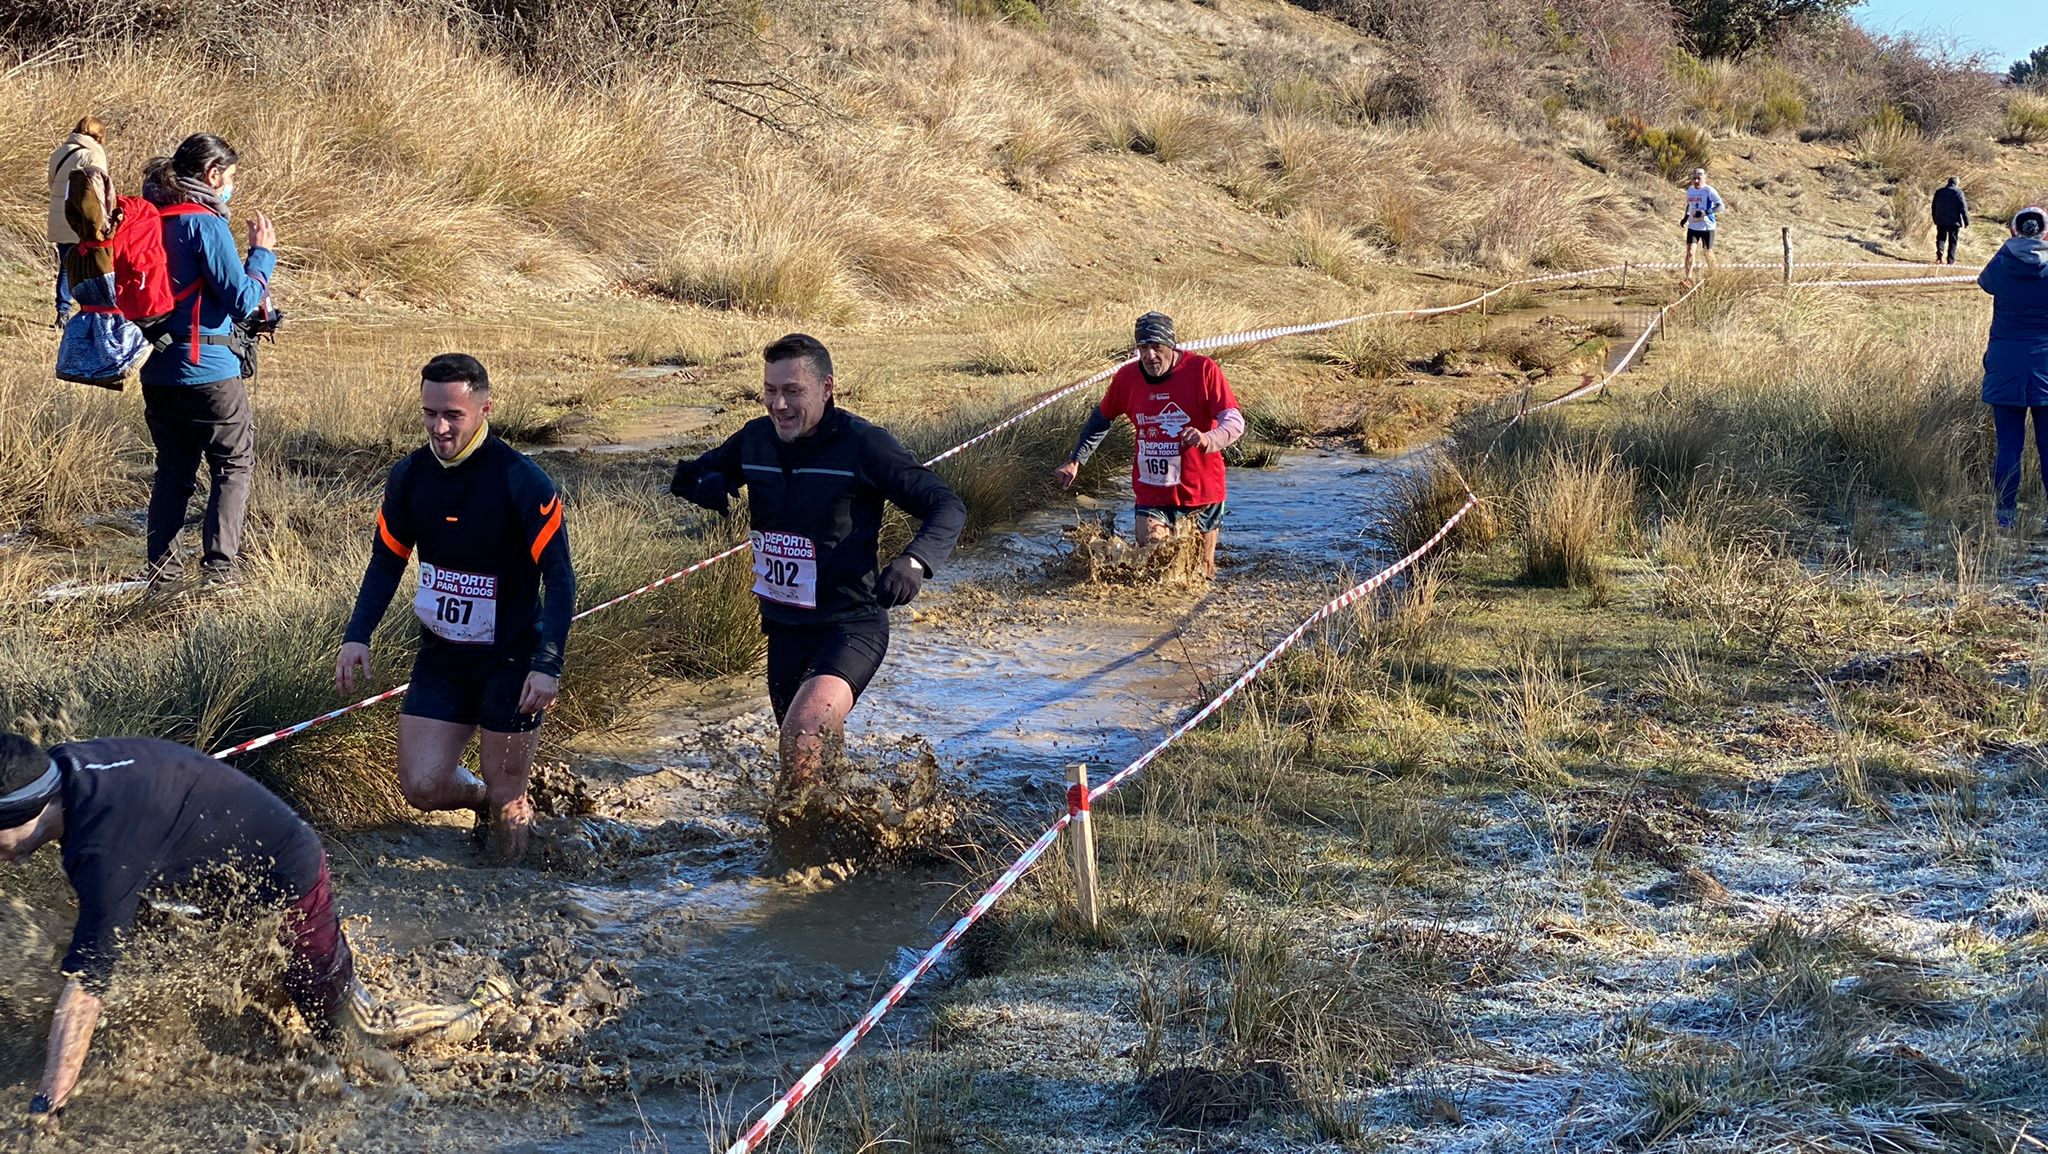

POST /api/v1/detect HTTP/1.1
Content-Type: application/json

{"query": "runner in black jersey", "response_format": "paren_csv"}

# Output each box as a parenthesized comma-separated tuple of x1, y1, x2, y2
(1, 732, 522, 1120)
(671, 333, 966, 797)
(335, 354, 575, 862)
(0, 733, 355, 1116)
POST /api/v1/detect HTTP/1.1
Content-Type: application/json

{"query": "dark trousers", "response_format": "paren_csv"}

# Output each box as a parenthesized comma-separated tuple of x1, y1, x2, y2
(1992, 404, 2048, 521)
(53, 243, 72, 323)
(143, 378, 255, 572)
(1935, 224, 1960, 264)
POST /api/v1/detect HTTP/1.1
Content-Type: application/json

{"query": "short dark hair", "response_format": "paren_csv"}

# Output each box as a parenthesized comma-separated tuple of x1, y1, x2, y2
(763, 333, 833, 383)
(421, 353, 490, 393)
(169, 133, 238, 182)
(0, 733, 46, 795)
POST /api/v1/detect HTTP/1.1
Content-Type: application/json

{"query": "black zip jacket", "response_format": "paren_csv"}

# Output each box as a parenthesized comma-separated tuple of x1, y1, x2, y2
(53, 737, 325, 992)
(676, 405, 966, 625)
(344, 434, 576, 676)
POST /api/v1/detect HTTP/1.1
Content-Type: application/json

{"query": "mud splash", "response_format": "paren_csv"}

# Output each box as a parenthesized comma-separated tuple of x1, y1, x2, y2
(0, 447, 1409, 1152)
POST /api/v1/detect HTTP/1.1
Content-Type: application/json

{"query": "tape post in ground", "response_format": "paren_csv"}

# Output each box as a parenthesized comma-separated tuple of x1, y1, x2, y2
(724, 492, 1480, 1154)
(725, 269, 1744, 1151)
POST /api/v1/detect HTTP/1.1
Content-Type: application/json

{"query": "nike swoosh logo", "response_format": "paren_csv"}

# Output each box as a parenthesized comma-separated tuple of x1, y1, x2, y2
(539, 496, 561, 516)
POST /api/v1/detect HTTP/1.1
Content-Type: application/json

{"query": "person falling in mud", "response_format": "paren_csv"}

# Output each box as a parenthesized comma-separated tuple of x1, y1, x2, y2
(670, 333, 966, 798)
(1054, 311, 1244, 580)
(0, 732, 511, 1122)
(335, 353, 575, 862)
(1681, 167, 1723, 285)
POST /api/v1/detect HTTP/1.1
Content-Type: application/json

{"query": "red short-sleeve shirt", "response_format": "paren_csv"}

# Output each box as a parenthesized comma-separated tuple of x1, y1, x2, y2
(1098, 351, 1240, 508)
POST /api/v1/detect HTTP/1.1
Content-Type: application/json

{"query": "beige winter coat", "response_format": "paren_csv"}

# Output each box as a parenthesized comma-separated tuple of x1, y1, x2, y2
(47, 132, 109, 244)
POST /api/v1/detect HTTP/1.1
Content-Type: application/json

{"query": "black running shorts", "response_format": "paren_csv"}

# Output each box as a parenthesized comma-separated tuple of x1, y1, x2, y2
(764, 616, 890, 722)
(402, 646, 545, 734)
(1685, 227, 1714, 250)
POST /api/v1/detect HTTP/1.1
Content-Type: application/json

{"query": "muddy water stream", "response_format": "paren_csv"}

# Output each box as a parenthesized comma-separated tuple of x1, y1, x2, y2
(0, 448, 1406, 1154)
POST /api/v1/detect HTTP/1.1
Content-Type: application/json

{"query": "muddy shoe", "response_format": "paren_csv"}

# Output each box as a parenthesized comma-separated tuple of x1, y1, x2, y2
(469, 802, 492, 848)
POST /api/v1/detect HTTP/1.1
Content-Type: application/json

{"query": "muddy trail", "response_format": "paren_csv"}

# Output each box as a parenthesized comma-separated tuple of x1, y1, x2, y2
(0, 447, 1408, 1154)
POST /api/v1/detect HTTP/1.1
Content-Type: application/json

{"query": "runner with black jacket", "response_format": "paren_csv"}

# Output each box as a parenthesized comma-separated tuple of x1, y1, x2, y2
(670, 333, 966, 796)
(335, 354, 574, 862)
(0, 734, 356, 1117)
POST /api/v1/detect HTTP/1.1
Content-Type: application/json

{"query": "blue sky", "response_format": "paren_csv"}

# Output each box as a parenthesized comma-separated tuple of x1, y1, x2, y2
(1852, 0, 2040, 68)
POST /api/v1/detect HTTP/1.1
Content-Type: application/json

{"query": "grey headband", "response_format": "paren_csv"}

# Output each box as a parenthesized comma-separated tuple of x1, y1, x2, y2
(0, 761, 60, 829)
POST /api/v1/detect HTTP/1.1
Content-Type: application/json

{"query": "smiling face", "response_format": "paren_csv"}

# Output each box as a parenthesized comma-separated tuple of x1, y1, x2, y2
(762, 357, 833, 442)
(422, 377, 491, 460)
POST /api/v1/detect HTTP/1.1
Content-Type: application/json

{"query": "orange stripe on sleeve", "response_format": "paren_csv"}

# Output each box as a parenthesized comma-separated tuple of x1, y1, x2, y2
(529, 497, 563, 564)
(375, 509, 411, 559)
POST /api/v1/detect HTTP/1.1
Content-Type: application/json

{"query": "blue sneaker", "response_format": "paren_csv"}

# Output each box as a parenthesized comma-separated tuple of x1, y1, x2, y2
(1997, 510, 2018, 530)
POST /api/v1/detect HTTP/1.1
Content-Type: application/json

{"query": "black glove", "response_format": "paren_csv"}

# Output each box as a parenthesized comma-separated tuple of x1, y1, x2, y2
(670, 461, 732, 515)
(877, 555, 926, 608)
(28, 1093, 54, 1116)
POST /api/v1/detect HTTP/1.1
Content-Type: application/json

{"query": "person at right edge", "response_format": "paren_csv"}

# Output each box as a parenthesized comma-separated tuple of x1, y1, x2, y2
(1978, 206, 2048, 531)
(1055, 311, 1244, 581)
(138, 133, 277, 588)
(670, 333, 966, 799)
(1932, 177, 1969, 267)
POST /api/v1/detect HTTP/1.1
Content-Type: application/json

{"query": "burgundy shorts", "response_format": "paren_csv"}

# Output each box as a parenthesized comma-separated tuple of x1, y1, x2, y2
(281, 859, 356, 1037)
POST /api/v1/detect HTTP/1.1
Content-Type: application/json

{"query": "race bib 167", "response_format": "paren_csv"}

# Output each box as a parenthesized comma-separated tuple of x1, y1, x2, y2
(413, 563, 499, 645)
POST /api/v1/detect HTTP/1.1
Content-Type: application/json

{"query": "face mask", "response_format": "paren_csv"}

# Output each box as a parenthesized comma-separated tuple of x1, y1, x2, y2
(218, 184, 234, 205)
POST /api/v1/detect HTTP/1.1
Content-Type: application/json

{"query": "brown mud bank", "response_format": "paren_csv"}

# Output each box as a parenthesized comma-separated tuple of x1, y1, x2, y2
(0, 447, 1408, 1153)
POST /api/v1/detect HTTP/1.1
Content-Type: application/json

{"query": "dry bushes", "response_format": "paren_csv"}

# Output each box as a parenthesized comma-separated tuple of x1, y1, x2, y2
(2, 4, 1038, 315)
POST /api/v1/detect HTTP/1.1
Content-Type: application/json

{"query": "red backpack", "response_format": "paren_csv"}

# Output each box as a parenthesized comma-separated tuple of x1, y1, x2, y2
(107, 195, 172, 321)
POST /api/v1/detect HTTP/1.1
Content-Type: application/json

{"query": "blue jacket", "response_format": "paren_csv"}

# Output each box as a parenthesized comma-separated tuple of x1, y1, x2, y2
(1980, 236, 2048, 407)
(139, 204, 276, 387)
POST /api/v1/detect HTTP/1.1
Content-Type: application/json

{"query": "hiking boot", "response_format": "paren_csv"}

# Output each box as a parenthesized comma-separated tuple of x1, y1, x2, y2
(198, 566, 242, 593)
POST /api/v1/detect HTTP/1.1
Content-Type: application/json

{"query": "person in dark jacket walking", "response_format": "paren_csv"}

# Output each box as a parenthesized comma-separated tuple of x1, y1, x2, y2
(1932, 177, 1970, 266)
(671, 334, 966, 797)
(137, 133, 276, 587)
(1978, 206, 2048, 529)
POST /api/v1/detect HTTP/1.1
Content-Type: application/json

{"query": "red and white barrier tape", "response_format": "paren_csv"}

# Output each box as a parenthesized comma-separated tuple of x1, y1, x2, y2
(208, 265, 1630, 761)
(724, 493, 1479, 1154)
(724, 270, 1740, 1150)
(214, 259, 1952, 761)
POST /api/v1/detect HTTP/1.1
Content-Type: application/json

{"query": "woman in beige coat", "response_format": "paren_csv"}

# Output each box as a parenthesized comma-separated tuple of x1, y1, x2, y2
(47, 116, 109, 328)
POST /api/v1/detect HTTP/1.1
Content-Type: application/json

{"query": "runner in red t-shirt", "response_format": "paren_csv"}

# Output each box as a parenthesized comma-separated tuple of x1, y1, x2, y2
(1055, 312, 1245, 579)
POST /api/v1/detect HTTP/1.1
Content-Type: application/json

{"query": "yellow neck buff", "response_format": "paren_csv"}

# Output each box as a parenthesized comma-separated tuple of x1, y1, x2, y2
(436, 421, 490, 469)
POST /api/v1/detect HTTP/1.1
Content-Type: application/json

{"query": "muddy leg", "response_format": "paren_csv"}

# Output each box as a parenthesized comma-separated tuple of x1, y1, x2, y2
(478, 728, 541, 863)
(1134, 516, 1171, 546)
(778, 674, 854, 799)
(396, 716, 487, 812)
(1200, 528, 1220, 580)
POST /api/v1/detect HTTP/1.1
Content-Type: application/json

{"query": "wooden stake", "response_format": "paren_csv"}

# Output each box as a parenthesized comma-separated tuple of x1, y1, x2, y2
(1065, 764, 1100, 932)
(1781, 227, 1792, 285)
(1620, 260, 1629, 292)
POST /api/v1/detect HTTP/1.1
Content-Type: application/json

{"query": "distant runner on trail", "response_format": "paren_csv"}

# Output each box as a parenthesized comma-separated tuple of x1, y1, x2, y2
(0, 733, 513, 1122)
(336, 354, 575, 863)
(1681, 167, 1723, 284)
(1055, 311, 1244, 580)
(669, 333, 966, 798)
(1932, 176, 1970, 266)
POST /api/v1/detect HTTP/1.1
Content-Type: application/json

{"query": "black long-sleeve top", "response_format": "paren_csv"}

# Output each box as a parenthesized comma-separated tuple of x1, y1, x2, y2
(53, 737, 327, 993)
(344, 434, 576, 676)
(674, 404, 966, 625)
